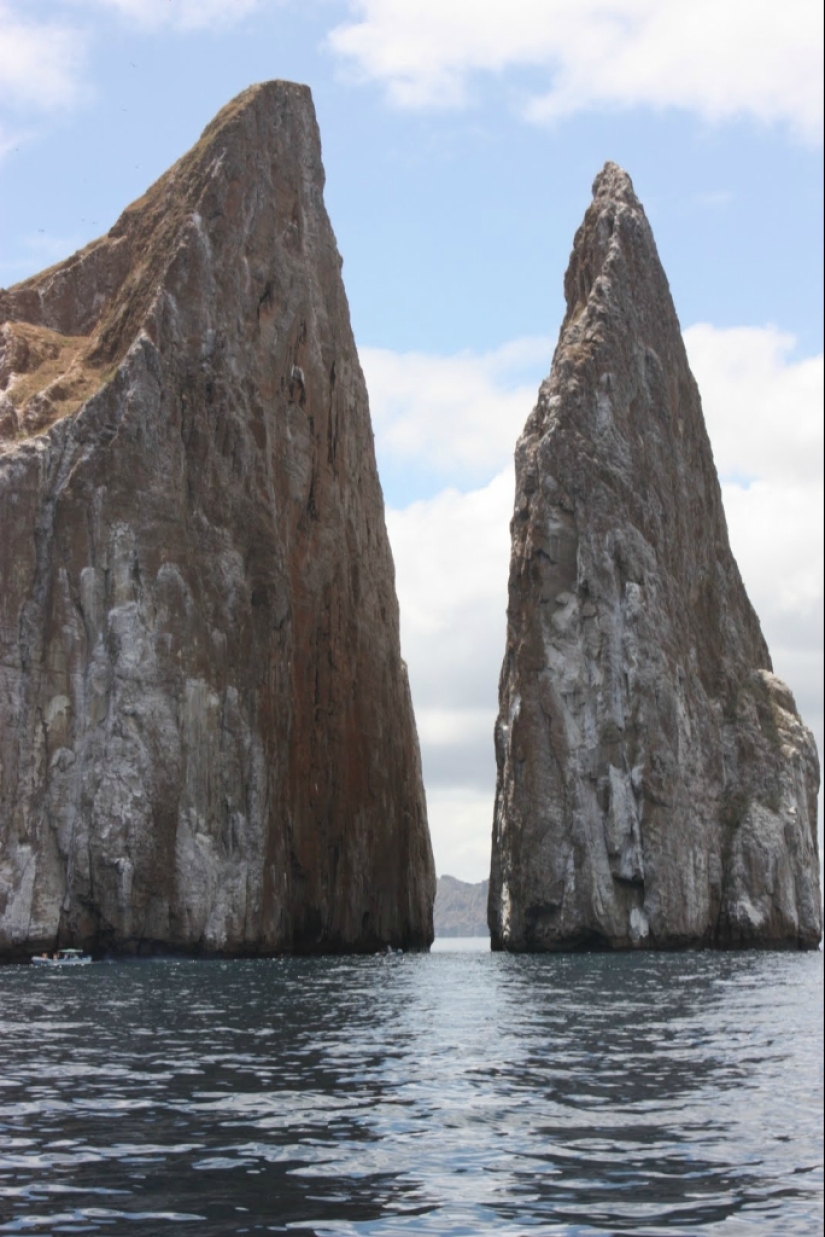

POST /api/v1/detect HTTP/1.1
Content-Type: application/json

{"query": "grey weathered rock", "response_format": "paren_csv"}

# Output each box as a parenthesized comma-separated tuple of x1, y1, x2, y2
(0, 81, 435, 959)
(489, 163, 821, 951)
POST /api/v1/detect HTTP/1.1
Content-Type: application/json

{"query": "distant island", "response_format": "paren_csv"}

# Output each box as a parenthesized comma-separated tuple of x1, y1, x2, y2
(434, 876, 489, 938)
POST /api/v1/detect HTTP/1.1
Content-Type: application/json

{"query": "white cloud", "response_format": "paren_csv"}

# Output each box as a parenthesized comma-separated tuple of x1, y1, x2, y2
(685, 323, 823, 759)
(380, 327, 823, 882)
(330, 0, 823, 141)
(730, 483, 822, 623)
(362, 336, 553, 487)
(719, 463, 824, 879)
(388, 470, 512, 672)
(386, 470, 513, 880)
(685, 324, 823, 485)
(91, 0, 263, 31)
(722, 474, 822, 658)
(426, 789, 496, 883)
(0, 2, 88, 112)
(0, 0, 265, 124)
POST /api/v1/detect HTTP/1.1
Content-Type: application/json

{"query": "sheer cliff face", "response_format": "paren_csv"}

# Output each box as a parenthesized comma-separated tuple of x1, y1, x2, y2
(0, 82, 435, 958)
(489, 164, 821, 952)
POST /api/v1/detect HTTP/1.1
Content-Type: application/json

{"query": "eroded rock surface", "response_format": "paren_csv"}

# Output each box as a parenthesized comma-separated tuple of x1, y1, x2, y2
(489, 163, 821, 951)
(0, 81, 435, 959)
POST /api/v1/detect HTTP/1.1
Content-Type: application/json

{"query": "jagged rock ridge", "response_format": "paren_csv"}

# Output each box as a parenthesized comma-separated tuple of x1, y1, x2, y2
(488, 163, 821, 952)
(0, 81, 436, 959)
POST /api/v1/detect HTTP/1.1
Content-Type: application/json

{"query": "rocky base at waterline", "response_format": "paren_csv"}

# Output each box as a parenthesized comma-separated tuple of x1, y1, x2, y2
(489, 162, 821, 953)
(0, 81, 436, 961)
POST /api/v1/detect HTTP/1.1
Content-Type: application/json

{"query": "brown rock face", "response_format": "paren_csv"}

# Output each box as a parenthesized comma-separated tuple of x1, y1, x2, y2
(489, 163, 821, 952)
(0, 82, 435, 959)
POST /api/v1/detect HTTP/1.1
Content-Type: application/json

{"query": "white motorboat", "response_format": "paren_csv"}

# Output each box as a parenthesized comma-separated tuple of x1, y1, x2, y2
(31, 948, 93, 966)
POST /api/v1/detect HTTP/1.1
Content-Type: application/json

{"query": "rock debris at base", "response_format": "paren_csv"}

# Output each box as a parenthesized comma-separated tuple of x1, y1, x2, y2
(488, 163, 821, 952)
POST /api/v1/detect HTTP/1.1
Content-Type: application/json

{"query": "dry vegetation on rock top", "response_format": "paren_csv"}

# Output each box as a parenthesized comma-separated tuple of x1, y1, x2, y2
(0, 81, 435, 960)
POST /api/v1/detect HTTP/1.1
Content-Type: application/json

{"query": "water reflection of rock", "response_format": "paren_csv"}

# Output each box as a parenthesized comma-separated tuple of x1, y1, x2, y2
(1, 952, 820, 1230)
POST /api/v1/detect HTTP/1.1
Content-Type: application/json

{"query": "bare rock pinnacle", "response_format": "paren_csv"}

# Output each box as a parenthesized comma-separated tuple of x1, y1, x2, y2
(0, 82, 435, 958)
(488, 162, 821, 951)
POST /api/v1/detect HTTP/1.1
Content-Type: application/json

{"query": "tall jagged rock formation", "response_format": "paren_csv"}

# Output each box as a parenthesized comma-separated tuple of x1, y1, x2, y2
(0, 82, 435, 959)
(489, 163, 821, 951)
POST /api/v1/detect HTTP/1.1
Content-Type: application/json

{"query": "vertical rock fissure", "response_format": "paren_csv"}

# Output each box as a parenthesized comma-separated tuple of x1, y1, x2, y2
(0, 81, 435, 960)
(489, 162, 821, 952)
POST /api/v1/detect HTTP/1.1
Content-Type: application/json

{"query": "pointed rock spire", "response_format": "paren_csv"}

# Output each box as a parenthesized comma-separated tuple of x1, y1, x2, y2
(0, 82, 435, 958)
(489, 163, 821, 951)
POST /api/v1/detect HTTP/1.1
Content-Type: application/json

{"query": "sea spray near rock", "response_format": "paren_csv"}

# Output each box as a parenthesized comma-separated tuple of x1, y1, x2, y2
(0, 82, 435, 959)
(489, 163, 821, 951)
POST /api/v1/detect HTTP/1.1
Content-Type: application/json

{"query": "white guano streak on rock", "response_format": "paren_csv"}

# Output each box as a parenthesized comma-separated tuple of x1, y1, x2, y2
(489, 161, 821, 952)
(0, 82, 435, 959)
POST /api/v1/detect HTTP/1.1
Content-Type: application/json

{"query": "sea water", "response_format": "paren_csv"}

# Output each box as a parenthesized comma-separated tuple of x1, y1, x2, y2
(0, 943, 821, 1235)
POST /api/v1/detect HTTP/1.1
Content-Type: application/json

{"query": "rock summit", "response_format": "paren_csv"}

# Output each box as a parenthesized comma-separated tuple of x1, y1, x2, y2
(0, 82, 435, 959)
(489, 163, 821, 951)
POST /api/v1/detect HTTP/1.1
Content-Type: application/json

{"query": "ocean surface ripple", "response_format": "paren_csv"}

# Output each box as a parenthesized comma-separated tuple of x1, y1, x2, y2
(0, 946, 822, 1235)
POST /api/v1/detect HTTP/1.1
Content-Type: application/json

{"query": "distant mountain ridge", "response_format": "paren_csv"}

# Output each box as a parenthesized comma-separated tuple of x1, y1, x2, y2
(434, 876, 489, 937)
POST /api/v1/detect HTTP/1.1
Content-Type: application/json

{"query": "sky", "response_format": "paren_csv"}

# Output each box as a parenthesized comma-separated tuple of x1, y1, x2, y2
(1, 0, 822, 884)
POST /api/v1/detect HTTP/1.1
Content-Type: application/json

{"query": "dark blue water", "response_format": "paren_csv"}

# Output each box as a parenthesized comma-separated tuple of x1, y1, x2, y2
(0, 942, 821, 1236)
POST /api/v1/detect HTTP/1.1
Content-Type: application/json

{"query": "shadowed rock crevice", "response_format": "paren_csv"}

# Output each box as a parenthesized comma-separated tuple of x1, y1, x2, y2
(0, 81, 435, 960)
(488, 163, 821, 952)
